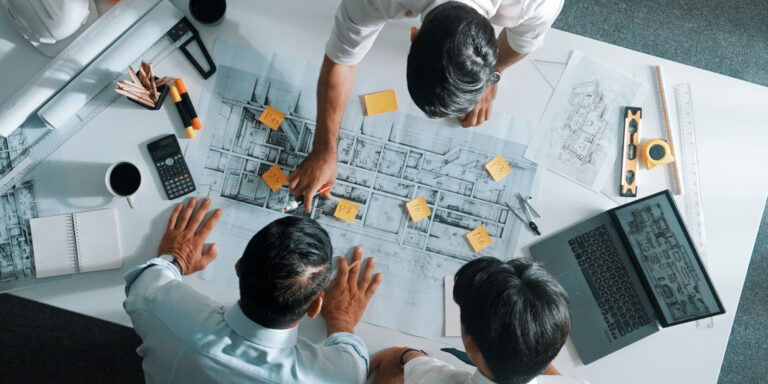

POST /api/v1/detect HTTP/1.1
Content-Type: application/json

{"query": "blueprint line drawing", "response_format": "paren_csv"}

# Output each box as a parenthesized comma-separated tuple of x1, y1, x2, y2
(617, 201, 720, 322)
(186, 39, 542, 342)
(525, 51, 643, 191)
(0, 181, 39, 290)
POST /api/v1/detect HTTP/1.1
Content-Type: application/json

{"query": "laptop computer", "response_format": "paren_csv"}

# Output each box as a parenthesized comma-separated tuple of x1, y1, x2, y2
(529, 190, 725, 365)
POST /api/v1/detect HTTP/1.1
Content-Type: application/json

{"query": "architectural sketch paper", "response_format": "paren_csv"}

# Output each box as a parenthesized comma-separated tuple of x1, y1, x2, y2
(184, 39, 542, 342)
(444, 276, 461, 337)
(525, 51, 643, 191)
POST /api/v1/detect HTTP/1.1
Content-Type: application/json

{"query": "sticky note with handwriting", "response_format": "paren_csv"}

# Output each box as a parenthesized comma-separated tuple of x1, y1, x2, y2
(406, 196, 431, 222)
(261, 164, 287, 191)
(334, 199, 360, 223)
(364, 90, 398, 116)
(466, 225, 492, 252)
(259, 106, 285, 130)
(485, 155, 513, 181)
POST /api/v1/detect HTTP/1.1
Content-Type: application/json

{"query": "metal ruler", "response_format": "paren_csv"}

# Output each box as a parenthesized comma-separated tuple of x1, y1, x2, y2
(0, 21, 194, 195)
(674, 83, 713, 329)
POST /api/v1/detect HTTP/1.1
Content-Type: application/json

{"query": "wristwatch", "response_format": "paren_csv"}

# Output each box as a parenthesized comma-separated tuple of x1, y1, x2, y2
(487, 70, 501, 86)
(159, 254, 184, 274)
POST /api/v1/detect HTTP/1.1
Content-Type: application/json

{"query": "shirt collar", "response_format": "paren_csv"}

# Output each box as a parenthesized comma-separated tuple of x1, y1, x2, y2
(470, 370, 539, 384)
(224, 303, 298, 348)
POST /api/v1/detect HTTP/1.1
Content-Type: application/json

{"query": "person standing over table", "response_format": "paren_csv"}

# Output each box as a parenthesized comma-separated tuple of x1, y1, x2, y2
(288, 0, 564, 211)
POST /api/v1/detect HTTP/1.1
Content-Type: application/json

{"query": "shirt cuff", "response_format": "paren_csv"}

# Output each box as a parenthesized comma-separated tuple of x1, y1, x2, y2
(325, 332, 370, 372)
(124, 256, 182, 296)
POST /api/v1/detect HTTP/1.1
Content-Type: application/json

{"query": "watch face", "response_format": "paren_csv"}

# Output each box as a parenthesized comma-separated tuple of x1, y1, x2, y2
(487, 71, 501, 86)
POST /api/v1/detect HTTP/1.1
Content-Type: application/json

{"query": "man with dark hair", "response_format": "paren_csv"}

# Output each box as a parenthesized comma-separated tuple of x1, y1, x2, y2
(288, 0, 563, 212)
(369, 257, 587, 384)
(124, 198, 382, 383)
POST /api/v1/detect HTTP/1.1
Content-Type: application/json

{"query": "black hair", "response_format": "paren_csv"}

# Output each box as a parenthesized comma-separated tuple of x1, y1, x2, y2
(454, 257, 571, 384)
(238, 216, 333, 329)
(407, 2, 498, 118)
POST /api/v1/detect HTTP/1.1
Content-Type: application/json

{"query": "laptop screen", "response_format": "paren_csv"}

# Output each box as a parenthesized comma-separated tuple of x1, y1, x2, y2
(611, 191, 725, 326)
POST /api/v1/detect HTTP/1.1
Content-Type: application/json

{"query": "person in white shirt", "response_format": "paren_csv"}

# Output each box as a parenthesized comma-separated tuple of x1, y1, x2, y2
(368, 257, 588, 384)
(288, 0, 564, 211)
(124, 197, 383, 383)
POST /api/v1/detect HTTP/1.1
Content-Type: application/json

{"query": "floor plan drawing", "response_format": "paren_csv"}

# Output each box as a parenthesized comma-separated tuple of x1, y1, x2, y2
(186, 40, 542, 342)
(0, 181, 39, 290)
(623, 203, 715, 322)
(525, 51, 643, 191)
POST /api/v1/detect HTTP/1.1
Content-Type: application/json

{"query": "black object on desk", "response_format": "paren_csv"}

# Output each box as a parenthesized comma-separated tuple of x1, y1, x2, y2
(189, 0, 226, 25)
(147, 134, 196, 199)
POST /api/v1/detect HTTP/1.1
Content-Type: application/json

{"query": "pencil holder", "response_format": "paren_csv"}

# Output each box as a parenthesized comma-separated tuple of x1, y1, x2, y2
(126, 77, 170, 111)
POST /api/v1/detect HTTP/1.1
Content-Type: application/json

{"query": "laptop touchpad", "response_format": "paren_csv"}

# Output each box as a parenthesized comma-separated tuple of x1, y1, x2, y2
(557, 271, 588, 315)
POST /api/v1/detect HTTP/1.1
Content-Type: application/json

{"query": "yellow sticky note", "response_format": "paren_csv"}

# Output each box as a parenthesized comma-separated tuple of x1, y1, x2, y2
(364, 90, 398, 116)
(334, 199, 360, 223)
(485, 155, 513, 182)
(406, 196, 431, 222)
(466, 225, 492, 252)
(259, 106, 285, 130)
(261, 164, 287, 192)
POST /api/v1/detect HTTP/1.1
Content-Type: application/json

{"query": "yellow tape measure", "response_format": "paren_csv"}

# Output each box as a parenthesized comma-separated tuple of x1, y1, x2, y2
(641, 139, 674, 170)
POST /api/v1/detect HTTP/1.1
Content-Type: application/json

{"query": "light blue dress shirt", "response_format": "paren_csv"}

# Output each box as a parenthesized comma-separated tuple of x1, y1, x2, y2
(124, 257, 369, 384)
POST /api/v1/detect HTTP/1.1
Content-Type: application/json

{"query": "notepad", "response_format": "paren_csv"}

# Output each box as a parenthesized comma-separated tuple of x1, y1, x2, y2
(30, 209, 122, 278)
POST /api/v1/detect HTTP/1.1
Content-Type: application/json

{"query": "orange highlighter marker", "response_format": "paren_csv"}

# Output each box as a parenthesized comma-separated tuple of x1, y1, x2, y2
(174, 78, 202, 130)
(170, 86, 195, 139)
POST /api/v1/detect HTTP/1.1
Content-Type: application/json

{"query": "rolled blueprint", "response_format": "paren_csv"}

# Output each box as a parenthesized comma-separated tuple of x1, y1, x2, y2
(0, 0, 163, 137)
(38, 1, 182, 129)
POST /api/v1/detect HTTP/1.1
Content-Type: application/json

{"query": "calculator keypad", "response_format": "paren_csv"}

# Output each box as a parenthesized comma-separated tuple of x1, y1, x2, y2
(156, 154, 196, 199)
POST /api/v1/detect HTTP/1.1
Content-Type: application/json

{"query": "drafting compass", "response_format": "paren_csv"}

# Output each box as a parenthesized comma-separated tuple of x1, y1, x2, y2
(506, 195, 541, 236)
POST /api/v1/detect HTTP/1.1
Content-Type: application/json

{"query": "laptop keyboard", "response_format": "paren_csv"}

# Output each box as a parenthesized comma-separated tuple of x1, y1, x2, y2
(569, 225, 651, 339)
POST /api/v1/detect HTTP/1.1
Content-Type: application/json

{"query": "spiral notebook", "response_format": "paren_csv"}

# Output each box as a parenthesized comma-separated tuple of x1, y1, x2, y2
(31, 209, 122, 278)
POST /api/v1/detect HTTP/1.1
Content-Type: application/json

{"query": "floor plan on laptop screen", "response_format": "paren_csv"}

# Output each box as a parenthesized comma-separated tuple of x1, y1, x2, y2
(185, 40, 542, 341)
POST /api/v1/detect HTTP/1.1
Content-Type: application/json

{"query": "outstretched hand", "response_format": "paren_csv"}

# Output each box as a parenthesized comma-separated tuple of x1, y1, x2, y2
(157, 197, 223, 275)
(458, 84, 497, 128)
(322, 246, 382, 335)
(287, 149, 336, 213)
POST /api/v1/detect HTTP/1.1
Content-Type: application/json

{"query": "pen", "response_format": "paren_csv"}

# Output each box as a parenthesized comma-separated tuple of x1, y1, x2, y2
(283, 183, 331, 211)
(327, 259, 362, 287)
(170, 86, 195, 139)
(174, 78, 202, 130)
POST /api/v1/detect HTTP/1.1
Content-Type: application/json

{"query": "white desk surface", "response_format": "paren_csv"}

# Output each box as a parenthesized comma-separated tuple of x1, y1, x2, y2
(5, 1, 768, 383)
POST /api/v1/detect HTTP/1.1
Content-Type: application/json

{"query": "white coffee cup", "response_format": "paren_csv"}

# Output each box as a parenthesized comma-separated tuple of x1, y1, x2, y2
(105, 161, 142, 209)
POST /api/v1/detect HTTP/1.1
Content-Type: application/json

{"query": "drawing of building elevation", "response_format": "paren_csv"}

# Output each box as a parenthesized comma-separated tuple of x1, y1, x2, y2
(0, 182, 37, 283)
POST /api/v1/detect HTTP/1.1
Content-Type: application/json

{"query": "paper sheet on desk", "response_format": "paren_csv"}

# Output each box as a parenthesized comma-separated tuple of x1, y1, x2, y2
(525, 51, 644, 192)
(185, 39, 543, 343)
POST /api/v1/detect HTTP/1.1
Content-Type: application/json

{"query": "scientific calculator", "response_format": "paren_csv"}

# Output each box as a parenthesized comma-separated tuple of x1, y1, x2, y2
(147, 134, 196, 199)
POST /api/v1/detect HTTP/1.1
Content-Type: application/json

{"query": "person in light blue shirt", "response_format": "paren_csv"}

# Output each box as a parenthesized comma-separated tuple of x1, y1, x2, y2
(124, 197, 383, 384)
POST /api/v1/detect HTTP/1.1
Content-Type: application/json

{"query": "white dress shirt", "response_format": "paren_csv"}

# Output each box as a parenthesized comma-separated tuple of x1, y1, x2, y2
(124, 257, 369, 384)
(404, 356, 590, 384)
(326, 0, 564, 65)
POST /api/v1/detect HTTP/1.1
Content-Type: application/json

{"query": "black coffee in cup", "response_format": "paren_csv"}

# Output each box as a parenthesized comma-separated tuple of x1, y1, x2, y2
(109, 162, 141, 197)
(189, 0, 226, 25)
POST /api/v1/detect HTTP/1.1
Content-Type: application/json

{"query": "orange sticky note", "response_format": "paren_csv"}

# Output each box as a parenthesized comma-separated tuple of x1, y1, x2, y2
(466, 225, 492, 252)
(485, 155, 513, 181)
(364, 90, 398, 116)
(259, 106, 285, 130)
(334, 198, 360, 223)
(406, 196, 431, 222)
(261, 164, 287, 191)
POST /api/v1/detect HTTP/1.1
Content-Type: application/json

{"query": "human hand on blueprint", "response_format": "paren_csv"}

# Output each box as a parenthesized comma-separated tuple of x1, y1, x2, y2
(369, 347, 409, 383)
(157, 197, 223, 275)
(458, 84, 497, 128)
(322, 246, 383, 335)
(287, 149, 336, 213)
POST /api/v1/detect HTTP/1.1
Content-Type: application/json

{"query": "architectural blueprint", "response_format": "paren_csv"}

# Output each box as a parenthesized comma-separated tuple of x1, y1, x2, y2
(615, 198, 720, 323)
(185, 40, 542, 342)
(525, 51, 643, 191)
(0, 180, 40, 291)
